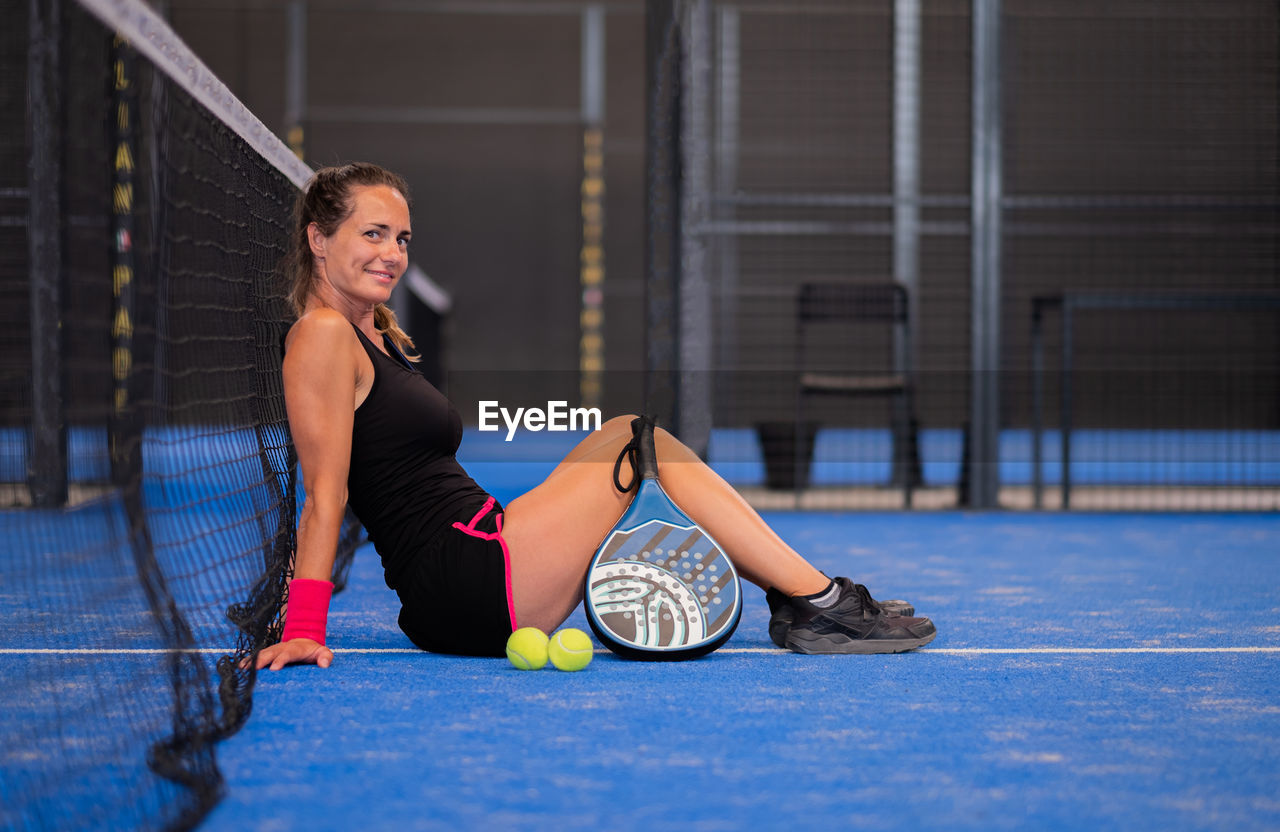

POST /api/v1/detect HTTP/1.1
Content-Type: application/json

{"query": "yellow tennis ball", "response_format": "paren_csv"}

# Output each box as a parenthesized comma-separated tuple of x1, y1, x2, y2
(506, 627, 549, 671)
(548, 628, 594, 671)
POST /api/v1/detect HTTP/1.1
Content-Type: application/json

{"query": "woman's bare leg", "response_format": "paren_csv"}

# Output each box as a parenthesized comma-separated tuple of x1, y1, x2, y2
(539, 414, 637, 479)
(501, 417, 830, 633)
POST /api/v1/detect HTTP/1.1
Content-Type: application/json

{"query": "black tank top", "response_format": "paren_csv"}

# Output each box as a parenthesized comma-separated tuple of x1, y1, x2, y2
(347, 325, 489, 589)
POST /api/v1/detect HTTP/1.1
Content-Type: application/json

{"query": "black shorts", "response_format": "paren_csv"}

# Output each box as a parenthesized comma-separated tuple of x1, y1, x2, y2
(395, 496, 518, 657)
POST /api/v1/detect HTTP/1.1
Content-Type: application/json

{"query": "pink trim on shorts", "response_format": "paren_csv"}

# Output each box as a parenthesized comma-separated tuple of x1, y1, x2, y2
(451, 496, 518, 633)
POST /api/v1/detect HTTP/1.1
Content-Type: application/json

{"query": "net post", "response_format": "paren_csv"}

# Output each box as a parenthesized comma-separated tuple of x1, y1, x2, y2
(579, 5, 606, 412)
(27, 0, 68, 508)
(110, 32, 143, 491)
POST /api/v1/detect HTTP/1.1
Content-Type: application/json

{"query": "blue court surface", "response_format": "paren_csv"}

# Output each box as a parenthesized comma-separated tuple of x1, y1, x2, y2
(4, 428, 1279, 831)
(201, 509, 1280, 832)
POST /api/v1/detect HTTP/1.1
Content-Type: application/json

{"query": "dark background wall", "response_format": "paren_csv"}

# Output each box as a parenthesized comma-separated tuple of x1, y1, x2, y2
(5, 0, 1276, 434)
(167, 1, 650, 423)
(164, 0, 1276, 431)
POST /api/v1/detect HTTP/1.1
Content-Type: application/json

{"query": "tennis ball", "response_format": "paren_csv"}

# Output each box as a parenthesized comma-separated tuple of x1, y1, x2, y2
(506, 627, 550, 671)
(548, 628, 594, 672)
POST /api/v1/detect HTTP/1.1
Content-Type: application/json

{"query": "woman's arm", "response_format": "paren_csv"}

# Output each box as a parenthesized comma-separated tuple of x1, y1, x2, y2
(257, 309, 361, 670)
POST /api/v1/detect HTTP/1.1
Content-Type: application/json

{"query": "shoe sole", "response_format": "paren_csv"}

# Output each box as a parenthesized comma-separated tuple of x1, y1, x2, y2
(784, 628, 937, 655)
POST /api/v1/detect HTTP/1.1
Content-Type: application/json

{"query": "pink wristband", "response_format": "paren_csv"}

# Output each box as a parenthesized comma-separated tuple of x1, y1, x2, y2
(282, 578, 334, 645)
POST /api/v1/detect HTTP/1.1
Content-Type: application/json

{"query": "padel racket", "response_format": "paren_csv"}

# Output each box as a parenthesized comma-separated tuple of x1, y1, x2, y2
(584, 417, 742, 660)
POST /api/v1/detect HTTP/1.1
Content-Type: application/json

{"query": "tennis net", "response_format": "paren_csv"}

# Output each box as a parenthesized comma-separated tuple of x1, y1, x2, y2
(1, 0, 360, 828)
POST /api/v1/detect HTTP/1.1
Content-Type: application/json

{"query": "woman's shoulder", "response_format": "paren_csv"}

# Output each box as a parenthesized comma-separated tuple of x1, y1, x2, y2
(286, 308, 358, 352)
(284, 310, 367, 379)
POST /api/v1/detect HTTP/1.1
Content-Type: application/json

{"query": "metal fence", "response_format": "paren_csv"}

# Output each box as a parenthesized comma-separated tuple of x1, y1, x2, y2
(654, 0, 1279, 511)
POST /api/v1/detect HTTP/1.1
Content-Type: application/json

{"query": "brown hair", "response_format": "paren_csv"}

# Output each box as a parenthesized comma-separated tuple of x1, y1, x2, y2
(285, 162, 418, 359)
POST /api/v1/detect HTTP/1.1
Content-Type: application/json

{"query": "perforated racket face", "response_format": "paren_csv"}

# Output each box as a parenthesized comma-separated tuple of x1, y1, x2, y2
(586, 519, 741, 651)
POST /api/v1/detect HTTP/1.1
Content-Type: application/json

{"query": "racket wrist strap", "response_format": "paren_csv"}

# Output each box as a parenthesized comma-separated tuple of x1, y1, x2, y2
(282, 578, 333, 645)
(612, 415, 653, 493)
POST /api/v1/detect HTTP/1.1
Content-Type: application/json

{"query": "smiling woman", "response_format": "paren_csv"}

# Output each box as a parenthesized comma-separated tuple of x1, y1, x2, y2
(309, 186, 410, 303)
(285, 163, 418, 363)
(259, 161, 934, 671)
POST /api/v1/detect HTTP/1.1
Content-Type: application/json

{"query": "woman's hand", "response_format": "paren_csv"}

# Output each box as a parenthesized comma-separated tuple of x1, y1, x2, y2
(255, 638, 334, 671)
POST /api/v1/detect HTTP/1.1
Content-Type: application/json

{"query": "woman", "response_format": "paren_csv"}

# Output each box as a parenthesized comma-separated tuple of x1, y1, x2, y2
(256, 163, 935, 670)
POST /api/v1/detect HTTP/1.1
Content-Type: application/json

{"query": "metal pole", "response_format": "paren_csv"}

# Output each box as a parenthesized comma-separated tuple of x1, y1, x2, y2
(713, 4, 740, 413)
(679, 0, 712, 457)
(893, 0, 922, 491)
(285, 0, 306, 158)
(28, 0, 68, 508)
(1061, 301, 1073, 509)
(1031, 300, 1044, 508)
(894, 0, 921, 353)
(643, 0, 680, 430)
(581, 5, 606, 127)
(969, 0, 1002, 508)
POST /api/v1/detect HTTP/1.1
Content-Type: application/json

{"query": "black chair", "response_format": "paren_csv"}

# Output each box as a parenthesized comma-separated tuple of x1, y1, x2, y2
(794, 281, 922, 507)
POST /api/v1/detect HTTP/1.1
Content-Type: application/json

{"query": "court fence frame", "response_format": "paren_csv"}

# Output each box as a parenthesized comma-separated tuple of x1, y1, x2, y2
(645, 0, 1280, 512)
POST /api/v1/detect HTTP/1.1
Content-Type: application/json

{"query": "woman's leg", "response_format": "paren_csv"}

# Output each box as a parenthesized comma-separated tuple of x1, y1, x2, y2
(539, 415, 638, 479)
(501, 417, 830, 633)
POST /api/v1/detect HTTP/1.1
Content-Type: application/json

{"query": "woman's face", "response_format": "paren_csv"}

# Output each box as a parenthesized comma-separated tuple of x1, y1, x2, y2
(310, 184, 411, 310)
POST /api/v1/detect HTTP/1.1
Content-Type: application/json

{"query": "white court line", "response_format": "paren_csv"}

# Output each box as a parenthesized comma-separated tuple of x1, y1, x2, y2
(725, 647, 1280, 655)
(0, 648, 236, 655)
(924, 647, 1280, 655)
(3, 647, 1280, 656)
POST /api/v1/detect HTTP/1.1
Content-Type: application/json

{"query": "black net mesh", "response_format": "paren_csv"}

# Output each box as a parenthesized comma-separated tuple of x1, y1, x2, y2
(1, 1, 358, 828)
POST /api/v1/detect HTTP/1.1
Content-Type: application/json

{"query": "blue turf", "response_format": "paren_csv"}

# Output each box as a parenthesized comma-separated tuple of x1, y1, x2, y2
(201, 512, 1280, 832)
(455, 426, 1280, 493)
(6, 426, 1279, 829)
(4, 426, 1277, 497)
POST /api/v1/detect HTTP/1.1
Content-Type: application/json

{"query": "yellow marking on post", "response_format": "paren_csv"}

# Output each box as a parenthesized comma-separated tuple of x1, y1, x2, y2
(287, 125, 305, 159)
(579, 126, 605, 409)
(113, 347, 132, 381)
(113, 307, 132, 339)
(113, 265, 132, 296)
(113, 183, 132, 214)
(115, 142, 134, 173)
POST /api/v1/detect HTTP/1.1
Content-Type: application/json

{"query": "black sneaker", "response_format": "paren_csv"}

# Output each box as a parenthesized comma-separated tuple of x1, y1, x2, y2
(765, 585, 915, 649)
(783, 577, 936, 654)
